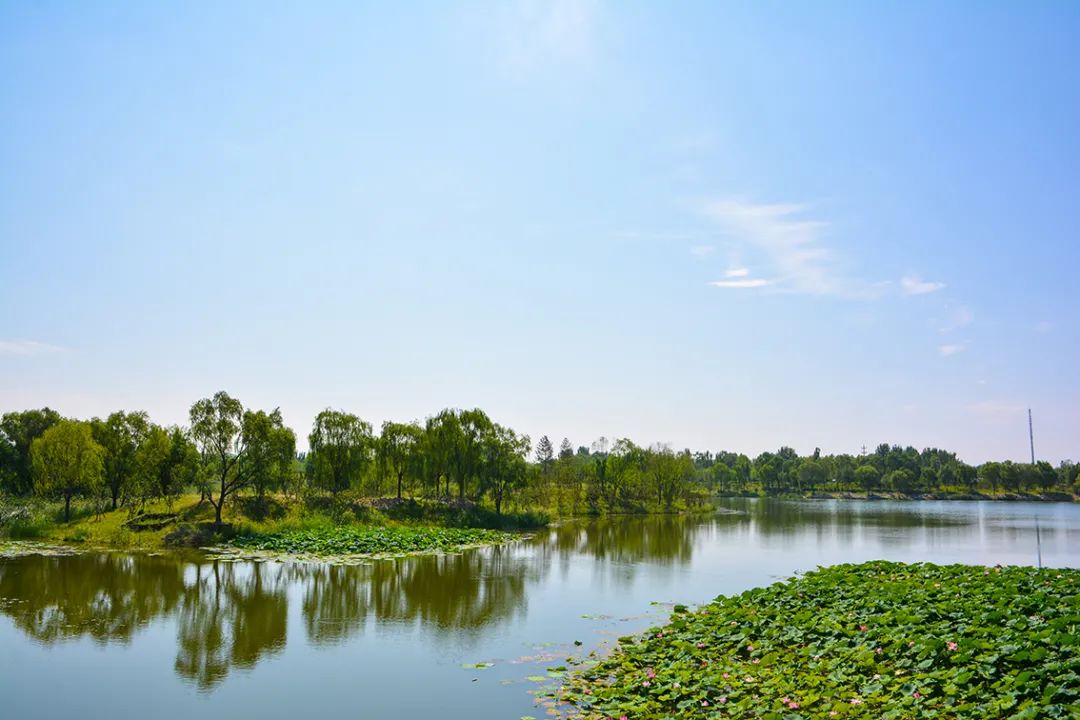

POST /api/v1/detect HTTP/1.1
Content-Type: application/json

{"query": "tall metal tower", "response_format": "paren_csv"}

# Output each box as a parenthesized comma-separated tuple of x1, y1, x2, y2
(1028, 408, 1035, 464)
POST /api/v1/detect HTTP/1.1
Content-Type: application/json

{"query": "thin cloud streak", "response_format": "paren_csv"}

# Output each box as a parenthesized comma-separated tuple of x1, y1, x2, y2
(710, 278, 771, 289)
(939, 343, 965, 357)
(725, 267, 750, 277)
(701, 199, 880, 298)
(901, 275, 946, 295)
(0, 339, 66, 357)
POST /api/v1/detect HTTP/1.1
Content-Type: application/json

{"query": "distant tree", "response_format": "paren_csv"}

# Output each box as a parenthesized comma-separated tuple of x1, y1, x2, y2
(798, 459, 827, 493)
(535, 435, 554, 471)
(855, 464, 880, 492)
(978, 462, 1002, 493)
(91, 410, 150, 510)
(308, 409, 372, 496)
(0, 408, 62, 495)
(1035, 461, 1057, 492)
(31, 420, 104, 521)
(558, 438, 574, 460)
(884, 468, 916, 493)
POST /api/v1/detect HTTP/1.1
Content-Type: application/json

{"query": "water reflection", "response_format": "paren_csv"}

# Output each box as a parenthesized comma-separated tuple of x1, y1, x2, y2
(174, 562, 287, 690)
(1, 500, 1076, 698)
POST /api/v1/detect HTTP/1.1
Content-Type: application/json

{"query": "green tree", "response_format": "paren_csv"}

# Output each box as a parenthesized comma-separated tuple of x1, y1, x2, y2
(0, 408, 61, 495)
(241, 409, 296, 502)
(535, 435, 554, 473)
(91, 410, 150, 510)
(31, 420, 104, 521)
(798, 459, 827, 493)
(884, 468, 916, 493)
(978, 462, 1002, 493)
(379, 421, 422, 499)
(481, 424, 530, 514)
(558, 437, 574, 460)
(855, 464, 880, 492)
(307, 409, 372, 496)
(189, 391, 260, 525)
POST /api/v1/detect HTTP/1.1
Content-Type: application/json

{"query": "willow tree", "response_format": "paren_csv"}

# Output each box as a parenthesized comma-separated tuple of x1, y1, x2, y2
(308, 409, 372, 496)
(31, 420, 104, 521)
(379, 421, 422, 499)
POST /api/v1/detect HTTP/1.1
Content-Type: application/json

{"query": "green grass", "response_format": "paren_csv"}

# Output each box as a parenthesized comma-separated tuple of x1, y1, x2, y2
(558, 561, 1080, 719)
(227, 524, 518, 556)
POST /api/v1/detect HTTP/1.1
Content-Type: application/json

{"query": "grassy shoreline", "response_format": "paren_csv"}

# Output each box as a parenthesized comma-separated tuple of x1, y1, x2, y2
(556, 561, 1080, 719)
(0, 493, 547, 556)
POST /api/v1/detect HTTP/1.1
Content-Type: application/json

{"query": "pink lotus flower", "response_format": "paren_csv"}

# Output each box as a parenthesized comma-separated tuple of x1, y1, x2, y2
(722, 672, 730, 679)
(642, 680, 651, 687)
(701, 700, 709, 707)
(718, 697, 727, 704)
(752, 659, 760, 664)
(859, 624, 869, 632)
(646, 669, 656, 679)
(913, 692, 922, 699)
(850, 698, 863, 705)
(781, 697, 790, 704)
(788, 702, 800, 709)
(696, 642, 706, 649)
(747, 644, 755, 651)
(946, 641, 958, 651)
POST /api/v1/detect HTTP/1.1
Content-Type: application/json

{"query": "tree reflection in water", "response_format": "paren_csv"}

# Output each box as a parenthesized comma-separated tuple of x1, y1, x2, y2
(0, 519, 702, 689)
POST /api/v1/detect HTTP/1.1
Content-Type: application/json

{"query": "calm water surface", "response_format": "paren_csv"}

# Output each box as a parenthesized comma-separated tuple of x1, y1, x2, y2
(2, 499, 1078, 718)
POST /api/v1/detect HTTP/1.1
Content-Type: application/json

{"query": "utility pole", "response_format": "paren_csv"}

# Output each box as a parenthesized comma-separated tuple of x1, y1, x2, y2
(1028, 408, 1035, 464)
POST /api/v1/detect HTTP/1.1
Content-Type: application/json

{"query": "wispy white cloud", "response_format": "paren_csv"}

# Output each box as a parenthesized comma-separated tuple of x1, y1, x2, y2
(496, 0, 602, 76)
(725, 267, 750, 277)
(701, 199, 875, 298)
(690, 244, 715, 258)
(1034, 320, 1055, 334)
(0, 339, 66, 357)
(938, 343, 965, 357)
(710, 278, 771, 289)
(901, 275, 946, 295)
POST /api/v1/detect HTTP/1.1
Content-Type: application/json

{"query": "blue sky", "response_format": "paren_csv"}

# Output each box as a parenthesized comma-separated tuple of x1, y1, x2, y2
(1, 1, 1077, 463)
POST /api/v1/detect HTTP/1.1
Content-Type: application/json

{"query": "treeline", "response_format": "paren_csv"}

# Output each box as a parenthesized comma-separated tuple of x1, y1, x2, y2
(690, 444, 1079, 498)
(2, 396, 1079, 525)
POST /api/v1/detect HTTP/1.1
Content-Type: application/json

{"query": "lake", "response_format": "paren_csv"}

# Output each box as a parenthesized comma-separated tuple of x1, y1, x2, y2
(2, 499, 1078, 719)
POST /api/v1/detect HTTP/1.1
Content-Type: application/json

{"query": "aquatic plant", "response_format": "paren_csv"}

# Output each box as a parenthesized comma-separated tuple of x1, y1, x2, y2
(227, 525, 518, 557)
(559, 561, 1080, 719)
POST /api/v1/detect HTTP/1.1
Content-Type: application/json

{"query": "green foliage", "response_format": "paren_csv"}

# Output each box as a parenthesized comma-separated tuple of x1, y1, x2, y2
(307, 409, 373, 495)
(228, 524, 514, 557)
(30, 420, 105, 521)
(559, 562, 1080, 719)
(90, 410, 150, 509)
(0, 408, 61, 495)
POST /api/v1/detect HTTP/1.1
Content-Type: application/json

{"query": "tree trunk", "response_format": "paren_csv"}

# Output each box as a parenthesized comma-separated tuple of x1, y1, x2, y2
(64, 494, 71, 522)
(214, 499, 223, 525)
(396, 472, 403, 500)
(111, 486, 119, 511)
